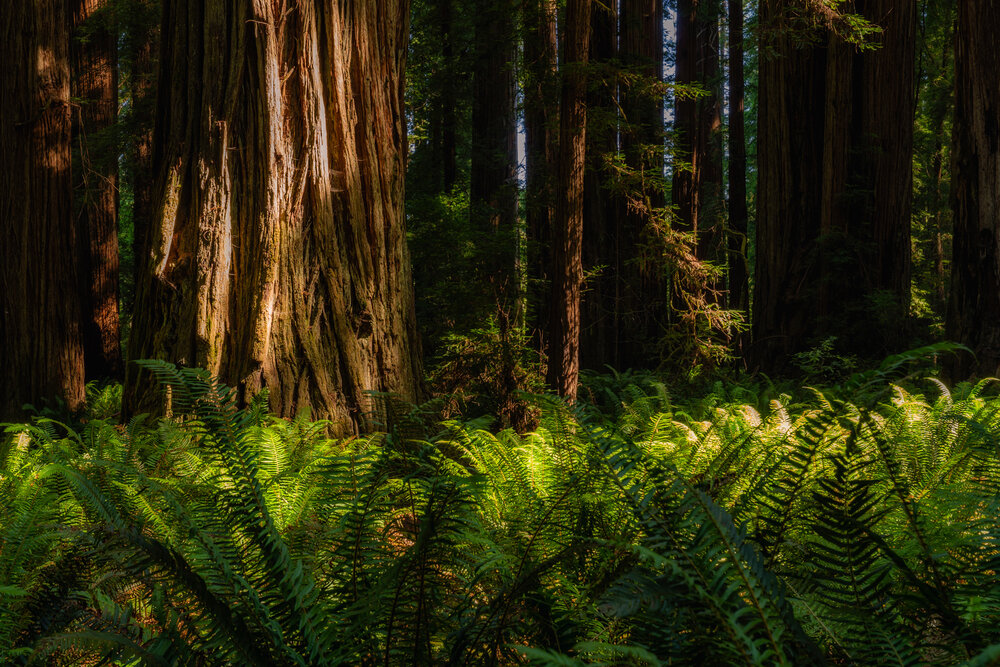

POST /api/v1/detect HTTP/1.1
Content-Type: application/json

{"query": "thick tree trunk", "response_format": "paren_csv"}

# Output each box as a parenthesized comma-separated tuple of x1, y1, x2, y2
(618, 0, 668, 369)
(580, 0, 619, 370)
(752, 0, 914, 371)
(819, 0, 915, 351)
(752, 0, 828, 370)
(71, 0, 122, 381)
(0, 0, 86, 418)
(673, 0, 725, 270)
(727, 0, 749, 317)
(524, 0, 559, 353)
(856, 0, 914, 315)
(947, 0, 1000, 378)
(547, 0, 591, 402)
(471, 0, 518, 298)
(126, 1, 421, 434)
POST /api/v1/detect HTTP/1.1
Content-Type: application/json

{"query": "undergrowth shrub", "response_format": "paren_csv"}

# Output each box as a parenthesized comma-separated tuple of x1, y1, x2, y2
(1, 352, 1000, 665)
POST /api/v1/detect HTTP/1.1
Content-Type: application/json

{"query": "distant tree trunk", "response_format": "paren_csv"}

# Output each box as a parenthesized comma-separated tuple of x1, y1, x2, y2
(439, 0, 458, 191)
(752, 0, 914, 371)
(548, 0, 591, 401)
(125, 0, 158, 278)
(0, 0, 86, 418)
(855, 0, 914, 318)
(524, 0, 558, 353)
(126, 1, 422, 434)
(818, 0, 915, 351)
(673, 0, 725, 271)
(471, 0, 518, 298)
(618, 0, 668, 369)
(727, 0, 749, 318)
(947, 0, 1000, 378)
(71, 0, 122, 381)
(580, 0, 619, 370)
(751, 0, 828, 370)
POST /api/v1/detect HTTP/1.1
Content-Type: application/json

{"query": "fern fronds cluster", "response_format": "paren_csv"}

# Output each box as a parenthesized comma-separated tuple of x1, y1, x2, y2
(3, 359, 1000, 665)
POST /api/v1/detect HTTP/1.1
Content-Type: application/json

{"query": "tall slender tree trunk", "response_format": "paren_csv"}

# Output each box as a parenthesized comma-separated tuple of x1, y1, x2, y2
(548, 0, 591, 401)
(580, 0, 619, 370)
(471, 0, 518, 299)
(618, 0, 668, 369)
(727, 0, 749, 318)
(126, 1, 421, 434)
(673, 0, 725, 271)
(524, 0, 559, 353)
(125, 0, 159, 282)
(71, 0, 122, 381)
(947, 0, 1000, 378)
(439, 0, 458, 192)
(0, 0, 86, 418)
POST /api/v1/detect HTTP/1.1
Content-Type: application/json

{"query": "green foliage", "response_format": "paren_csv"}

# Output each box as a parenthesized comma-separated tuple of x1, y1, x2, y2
(4, 359, 1000, 664)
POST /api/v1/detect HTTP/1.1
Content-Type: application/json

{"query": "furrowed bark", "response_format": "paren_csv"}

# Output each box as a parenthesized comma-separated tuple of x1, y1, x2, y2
(547, 0, 591, 401)
(947, 0, 1000, 378)
(0, 0, 86, 417)
(127, 1, 421, 434)
(524, 0, 559, 354)
(71, 0, 122, 381)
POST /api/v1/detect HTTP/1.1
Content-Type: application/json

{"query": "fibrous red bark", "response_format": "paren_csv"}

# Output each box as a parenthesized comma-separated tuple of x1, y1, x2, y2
(127, 1, 421, 434)
(1, 0, 86, 417)
(547, 0, 591, 401)
(71, 0, 122, 381)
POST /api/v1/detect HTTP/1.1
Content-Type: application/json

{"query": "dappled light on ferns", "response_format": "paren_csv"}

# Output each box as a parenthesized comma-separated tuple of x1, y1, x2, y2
(2, 360, 1000, 664)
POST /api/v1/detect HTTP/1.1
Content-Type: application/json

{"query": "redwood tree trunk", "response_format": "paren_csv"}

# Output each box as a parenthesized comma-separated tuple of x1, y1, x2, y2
(126, 1, 421, 434)
(580, 0, 619, 370)
(752, 0, 914, 371)
(439, 0, 458, 191)
(0, 0, 86, 417)
(471, 0, 518, 298)
(126, 0, 159, 287)
(71, 0, 122, 381)
(524, 0, 559, 352)
(727, 0, 749, 317)
(673, 0, 725, 270)
(751, 0, 828, 370)
(547, 0, 591, 401)
(618, 0, 668, 369)
(947, 0, 1000, 378)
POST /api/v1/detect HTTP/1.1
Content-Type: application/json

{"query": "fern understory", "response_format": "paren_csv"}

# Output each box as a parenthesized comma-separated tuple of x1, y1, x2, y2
(3, 352, 1000, 665)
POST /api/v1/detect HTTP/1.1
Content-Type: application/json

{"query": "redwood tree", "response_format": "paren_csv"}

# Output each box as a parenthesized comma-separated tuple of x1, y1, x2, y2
(580, 0, 619, 370)
(947, 0, 1000, 378)
(617, 0, 668, 369)
(71, 0, 122, 380)
(727, 0, 749, 317)
(126, 1, 422, 433)
(524, 0, 559, 351)
(673, 0, 725, 271)
(547, 0, 591, 401)
(752, 0, 915, 371)
(0, 0, 86, 417)
(471, 0, 518, 298)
